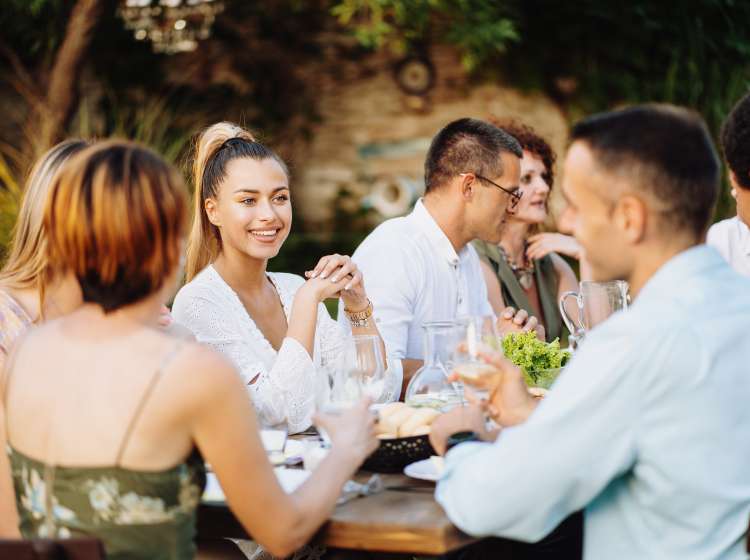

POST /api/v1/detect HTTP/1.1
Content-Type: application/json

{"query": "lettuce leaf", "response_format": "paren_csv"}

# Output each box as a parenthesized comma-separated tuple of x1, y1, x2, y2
(501, 331, 570, 386)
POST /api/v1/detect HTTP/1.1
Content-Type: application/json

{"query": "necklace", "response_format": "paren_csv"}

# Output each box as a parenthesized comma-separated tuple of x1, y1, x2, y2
(498, 243, 535, 290)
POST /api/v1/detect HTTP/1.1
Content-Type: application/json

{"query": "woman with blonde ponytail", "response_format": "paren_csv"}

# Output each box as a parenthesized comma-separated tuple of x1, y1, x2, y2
(173, 122, 399, 433)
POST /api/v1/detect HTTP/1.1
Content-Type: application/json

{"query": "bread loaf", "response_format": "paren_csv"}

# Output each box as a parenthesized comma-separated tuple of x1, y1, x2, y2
(398, 408, 439, 437)
(375, 404, 440, 438)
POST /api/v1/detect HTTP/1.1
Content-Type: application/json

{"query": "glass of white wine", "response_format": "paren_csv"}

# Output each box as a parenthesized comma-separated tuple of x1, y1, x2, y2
(452, 315, 501, 400)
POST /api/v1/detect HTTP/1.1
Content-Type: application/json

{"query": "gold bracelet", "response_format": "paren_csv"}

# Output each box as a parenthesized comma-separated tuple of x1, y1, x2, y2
(345, 299, 373, 327)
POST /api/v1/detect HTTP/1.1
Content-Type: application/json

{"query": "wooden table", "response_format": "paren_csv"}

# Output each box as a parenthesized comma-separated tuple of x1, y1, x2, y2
(197, 472, 478, 556)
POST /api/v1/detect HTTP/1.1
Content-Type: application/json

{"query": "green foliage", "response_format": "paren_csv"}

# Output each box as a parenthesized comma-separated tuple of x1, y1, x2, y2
(331, 0, 518, 69)
(0, 91, 200, 263)
(73, 93, 195, 165)
(331, 0, 750, 219)
(0, 152, 21, 261)
(501, 0, 750, 219)
(0, 0, 71, 60)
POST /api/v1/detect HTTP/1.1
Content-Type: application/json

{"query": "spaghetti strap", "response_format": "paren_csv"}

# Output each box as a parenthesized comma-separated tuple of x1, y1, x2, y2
(115, 342, 184, 466)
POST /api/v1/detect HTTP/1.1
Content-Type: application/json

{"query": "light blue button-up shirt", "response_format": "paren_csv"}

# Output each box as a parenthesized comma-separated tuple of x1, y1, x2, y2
(436, 245, 750, 559)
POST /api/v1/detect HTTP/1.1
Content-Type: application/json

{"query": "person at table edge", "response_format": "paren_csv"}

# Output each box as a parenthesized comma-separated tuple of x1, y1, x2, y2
(340, 118, 544, 394)
(707, 91, 750, 277)
(431, 105, 750, 559)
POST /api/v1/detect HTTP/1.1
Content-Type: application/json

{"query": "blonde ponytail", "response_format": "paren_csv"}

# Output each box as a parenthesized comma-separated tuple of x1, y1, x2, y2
(185, 122, 256, 281)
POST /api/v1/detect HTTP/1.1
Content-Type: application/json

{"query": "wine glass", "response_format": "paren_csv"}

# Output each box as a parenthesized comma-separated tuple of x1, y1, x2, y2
(350, 334, 386, 402)
(317, 335, 384, 447)
(452, 315, 500, 400)
(320, 335, 385, 414)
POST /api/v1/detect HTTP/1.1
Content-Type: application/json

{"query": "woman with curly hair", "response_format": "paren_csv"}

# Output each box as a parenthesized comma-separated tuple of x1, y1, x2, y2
(473, 119, 586, 342)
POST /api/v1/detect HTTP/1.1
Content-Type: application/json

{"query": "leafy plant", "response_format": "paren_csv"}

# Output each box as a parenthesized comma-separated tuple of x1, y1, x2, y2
(331, 0, 518, 70)
(0, 152, 22, 260)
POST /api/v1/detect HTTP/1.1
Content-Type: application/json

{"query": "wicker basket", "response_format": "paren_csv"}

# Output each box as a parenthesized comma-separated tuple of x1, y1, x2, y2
(361, 434, 435, 473)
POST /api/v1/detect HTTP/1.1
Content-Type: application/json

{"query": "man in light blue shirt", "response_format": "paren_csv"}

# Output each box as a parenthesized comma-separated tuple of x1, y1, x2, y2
(433, 105, 750, 559)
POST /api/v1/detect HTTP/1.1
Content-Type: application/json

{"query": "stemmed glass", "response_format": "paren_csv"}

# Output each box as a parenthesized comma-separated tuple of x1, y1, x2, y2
(350, 334, 387, 402)
(452, 315, 501, 400)
(317, 335, 385, 448)
(320, 334, 385, 414)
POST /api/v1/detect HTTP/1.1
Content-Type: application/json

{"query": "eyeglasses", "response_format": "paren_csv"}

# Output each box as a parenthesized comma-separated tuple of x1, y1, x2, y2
(473, 173, 522, 211)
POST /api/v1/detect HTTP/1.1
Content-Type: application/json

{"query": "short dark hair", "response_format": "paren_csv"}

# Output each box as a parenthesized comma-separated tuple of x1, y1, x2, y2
(720, 91, 750, 190)
(489, 118, 556, 187)
(571, 104, 720, 238)
(424, 118, 522, 193)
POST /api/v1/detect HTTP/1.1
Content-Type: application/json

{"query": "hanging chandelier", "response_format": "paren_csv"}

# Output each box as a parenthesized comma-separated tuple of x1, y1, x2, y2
(118, 0, 224, 54)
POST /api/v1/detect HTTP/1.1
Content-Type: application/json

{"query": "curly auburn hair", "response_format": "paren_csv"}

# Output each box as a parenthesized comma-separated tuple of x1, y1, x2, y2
(488, 117, 556, 188)
(720, 91, 750, 190)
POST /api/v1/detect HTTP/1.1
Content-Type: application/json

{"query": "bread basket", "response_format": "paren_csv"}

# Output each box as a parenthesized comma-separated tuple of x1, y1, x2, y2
(361, 434, 435, 473)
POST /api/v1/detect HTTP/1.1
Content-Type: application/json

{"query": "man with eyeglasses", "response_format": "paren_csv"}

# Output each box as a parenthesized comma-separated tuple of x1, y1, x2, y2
(339, 118, 543, 395)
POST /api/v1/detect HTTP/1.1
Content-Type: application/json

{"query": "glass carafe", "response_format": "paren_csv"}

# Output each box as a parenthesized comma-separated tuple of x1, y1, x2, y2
(405, 321, 462, 410)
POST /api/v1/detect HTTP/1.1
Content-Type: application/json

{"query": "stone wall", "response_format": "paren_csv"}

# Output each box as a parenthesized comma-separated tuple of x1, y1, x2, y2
(292, 46, 569, 230)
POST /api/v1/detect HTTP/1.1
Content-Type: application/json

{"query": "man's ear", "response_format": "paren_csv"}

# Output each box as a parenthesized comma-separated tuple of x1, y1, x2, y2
(614, 194, 647, 244)
(459, 173, 476, 200)
(205, 197, 221, 227)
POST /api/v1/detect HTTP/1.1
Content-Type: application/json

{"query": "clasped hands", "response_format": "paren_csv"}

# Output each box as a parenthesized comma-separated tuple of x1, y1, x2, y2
(302, 254, 369, 311)
(429, 345, 539, 456)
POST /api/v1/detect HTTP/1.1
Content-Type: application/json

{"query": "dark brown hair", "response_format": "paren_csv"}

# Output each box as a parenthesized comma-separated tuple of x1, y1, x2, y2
(571, 104, 719, 238)
(424, 118, 522, 194)
(720, 91, 750, 190)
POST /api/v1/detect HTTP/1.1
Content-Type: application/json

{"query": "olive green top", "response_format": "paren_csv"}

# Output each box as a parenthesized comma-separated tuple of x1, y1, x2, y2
(473, 240, 568, 343)
(6, 342, 206, 560)
(10, 447, 205, 560)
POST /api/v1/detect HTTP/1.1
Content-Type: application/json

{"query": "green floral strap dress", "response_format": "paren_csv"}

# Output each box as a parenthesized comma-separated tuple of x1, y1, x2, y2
(7, 342, 206, 560)
(9, 447, 205, 560)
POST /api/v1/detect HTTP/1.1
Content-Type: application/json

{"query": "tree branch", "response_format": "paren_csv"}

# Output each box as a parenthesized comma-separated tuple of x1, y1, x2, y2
(36, 0, 105, 153)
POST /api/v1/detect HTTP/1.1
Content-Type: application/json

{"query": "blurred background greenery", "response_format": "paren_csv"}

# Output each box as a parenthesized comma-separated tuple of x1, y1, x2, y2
(1, 0, 749, 278)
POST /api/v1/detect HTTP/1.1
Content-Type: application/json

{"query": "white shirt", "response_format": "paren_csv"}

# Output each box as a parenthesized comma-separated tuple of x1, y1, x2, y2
(707, 216, 750, 277)
(172, 266, 400, 433)
(436, 245, 750, 559)
(340, 199, 493, 364)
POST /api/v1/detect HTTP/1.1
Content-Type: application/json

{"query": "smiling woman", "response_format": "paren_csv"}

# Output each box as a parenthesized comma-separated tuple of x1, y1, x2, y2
(172, 122, 400, 434)
(473, 120, 582, 343)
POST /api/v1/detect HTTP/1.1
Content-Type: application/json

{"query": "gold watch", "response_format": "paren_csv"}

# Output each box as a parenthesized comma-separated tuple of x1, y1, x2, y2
(345, 299, 373, 328)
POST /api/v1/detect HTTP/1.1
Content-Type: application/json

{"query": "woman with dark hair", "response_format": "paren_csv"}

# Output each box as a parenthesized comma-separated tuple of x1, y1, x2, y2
(474, 120, 586, 342)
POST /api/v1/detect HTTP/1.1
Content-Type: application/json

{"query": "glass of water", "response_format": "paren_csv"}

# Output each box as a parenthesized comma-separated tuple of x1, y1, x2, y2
(320, 334, 385, 414)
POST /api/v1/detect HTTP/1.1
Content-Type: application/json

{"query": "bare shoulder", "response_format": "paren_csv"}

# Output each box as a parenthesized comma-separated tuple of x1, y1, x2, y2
(167, 340, 242, 391)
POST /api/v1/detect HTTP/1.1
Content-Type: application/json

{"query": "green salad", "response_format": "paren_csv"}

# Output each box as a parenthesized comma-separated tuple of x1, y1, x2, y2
(501, 331, 571, 387)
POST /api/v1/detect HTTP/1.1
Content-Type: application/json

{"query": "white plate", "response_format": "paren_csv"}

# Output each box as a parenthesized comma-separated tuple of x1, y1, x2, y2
(403, 457, 443, 482)
(284, 439, 307, 461)
(202, 468, 311, 504)
(260, 429, 287, 451)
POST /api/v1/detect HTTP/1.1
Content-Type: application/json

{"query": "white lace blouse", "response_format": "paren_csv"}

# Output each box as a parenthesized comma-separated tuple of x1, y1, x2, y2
(172, 265, 400, 433)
